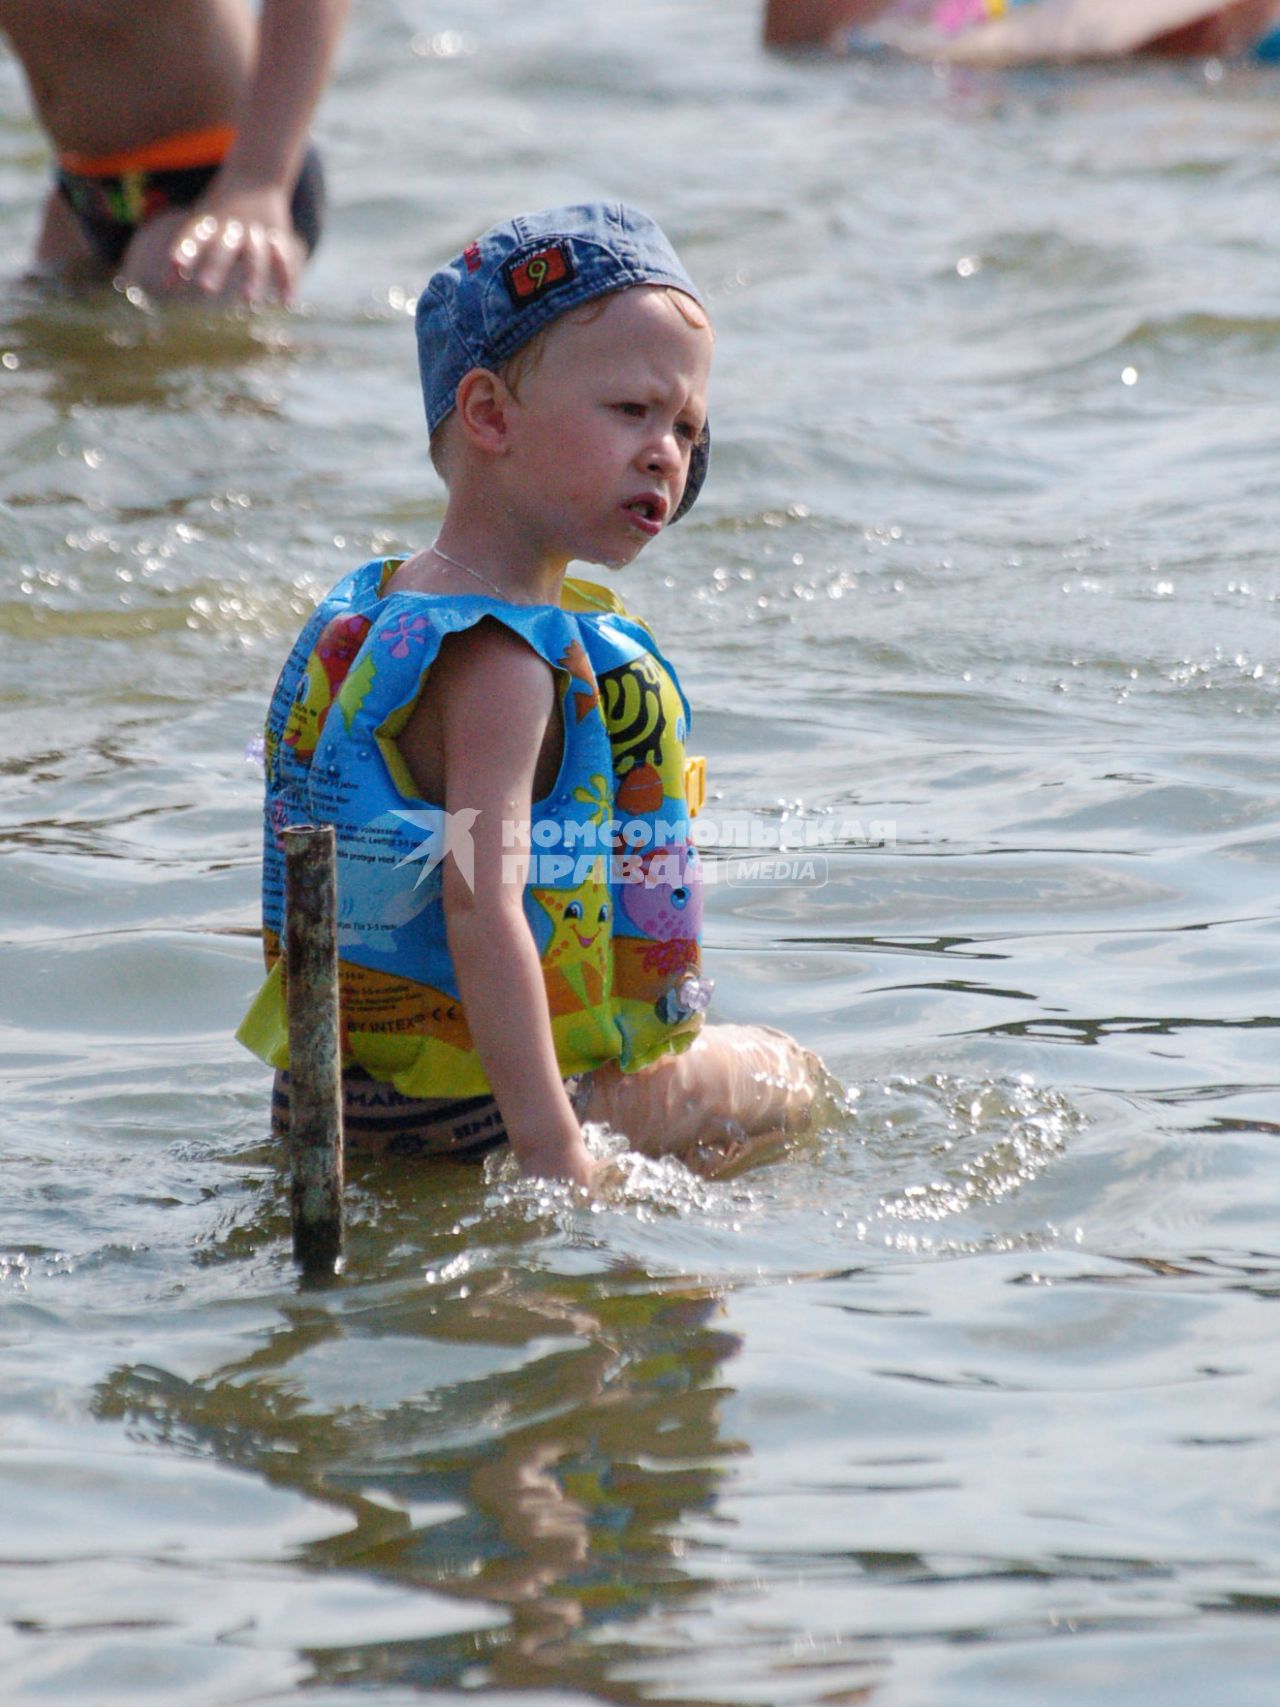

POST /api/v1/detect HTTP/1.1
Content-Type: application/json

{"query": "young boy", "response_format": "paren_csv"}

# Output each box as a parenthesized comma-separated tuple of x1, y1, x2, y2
(238, 202, 824, 1185)
(1, 0, 348, 303)
(763, 0, 1280, 62)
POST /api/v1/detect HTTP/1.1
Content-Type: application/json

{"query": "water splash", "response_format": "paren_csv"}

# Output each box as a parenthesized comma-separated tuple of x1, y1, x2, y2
(482, 1122, 722, 1223)
(476, 1070, 1082, 1259)
(822, 1071, 1084, 1253)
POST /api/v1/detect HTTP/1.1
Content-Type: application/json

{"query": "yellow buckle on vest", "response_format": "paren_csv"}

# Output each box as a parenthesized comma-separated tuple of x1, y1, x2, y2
(684, 755, 706, 818)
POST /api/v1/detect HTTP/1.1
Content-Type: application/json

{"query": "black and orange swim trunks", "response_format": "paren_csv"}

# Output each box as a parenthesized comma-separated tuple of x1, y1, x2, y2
(56, 124, 325, 270)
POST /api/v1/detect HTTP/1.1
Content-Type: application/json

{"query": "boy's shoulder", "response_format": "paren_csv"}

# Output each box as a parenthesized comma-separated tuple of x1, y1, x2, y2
(297, 560, 669, 686)
(562, 575, 656, 641)
(314, 562, 639, 623)
(562, 575, 627, 617)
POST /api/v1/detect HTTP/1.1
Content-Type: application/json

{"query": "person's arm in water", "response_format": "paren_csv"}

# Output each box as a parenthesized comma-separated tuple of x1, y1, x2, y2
(126, 0, 349, 303)
(399, 621, 597, 1188)
(1148, 0, 1280, 55)
(763, 0, 897, 48)
(762, 0, 1280, 57)
(938, 0, 1280, 63)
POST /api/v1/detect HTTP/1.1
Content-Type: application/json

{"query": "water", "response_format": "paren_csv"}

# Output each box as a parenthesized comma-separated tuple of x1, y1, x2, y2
(4, 4, 1280, 1701)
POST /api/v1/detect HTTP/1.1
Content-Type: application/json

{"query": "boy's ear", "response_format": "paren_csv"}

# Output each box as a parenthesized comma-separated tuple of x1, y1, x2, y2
(454, 366, 514, 455)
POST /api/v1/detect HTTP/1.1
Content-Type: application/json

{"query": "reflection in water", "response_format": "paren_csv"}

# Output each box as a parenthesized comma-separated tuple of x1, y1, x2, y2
(82, 1065, 1082, 1697)
(3, 278, 292, 416)
(94, 1174, 745, 1699)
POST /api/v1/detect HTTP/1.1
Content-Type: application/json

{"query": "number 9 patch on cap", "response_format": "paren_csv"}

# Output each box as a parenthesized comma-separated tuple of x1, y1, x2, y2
(502, 242, 576, 308)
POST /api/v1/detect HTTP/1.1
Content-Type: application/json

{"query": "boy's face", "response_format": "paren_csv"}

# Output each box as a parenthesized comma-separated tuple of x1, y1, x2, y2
(504, 286, 713, 569)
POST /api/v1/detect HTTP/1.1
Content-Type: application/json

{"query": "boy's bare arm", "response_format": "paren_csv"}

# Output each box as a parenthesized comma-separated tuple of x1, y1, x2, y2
(401, 622, 595, 1187)
(763, 0, 896, 47)
(129, 0, 350, 303)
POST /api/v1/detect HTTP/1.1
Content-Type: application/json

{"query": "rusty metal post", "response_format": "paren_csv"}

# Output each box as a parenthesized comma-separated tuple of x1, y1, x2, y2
(283, 824, 344, 1275)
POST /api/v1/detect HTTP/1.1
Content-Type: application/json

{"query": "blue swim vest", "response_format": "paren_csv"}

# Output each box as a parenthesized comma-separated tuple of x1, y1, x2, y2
(237, 558, 704, 1097)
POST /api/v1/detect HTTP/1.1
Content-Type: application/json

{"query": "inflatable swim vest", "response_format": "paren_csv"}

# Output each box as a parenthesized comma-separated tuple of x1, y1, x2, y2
(237, 558, 705, 1098)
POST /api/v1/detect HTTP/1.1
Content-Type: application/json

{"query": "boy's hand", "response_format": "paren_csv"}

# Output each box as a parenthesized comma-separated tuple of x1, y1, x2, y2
(511, 1128, 598, 1190)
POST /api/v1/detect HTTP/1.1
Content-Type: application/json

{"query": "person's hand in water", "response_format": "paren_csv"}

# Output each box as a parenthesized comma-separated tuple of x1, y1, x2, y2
(122, 187, 305, 305)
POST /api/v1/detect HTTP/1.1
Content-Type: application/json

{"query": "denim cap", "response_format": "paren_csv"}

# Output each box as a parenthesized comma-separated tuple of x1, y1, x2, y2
(415, 201, 710, 522)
